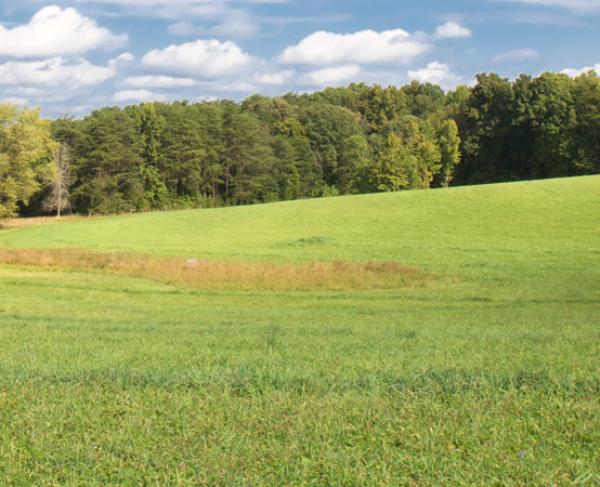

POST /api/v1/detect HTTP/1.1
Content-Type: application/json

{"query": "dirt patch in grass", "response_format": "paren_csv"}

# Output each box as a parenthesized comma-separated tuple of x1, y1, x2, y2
(0, 248, 431, 291)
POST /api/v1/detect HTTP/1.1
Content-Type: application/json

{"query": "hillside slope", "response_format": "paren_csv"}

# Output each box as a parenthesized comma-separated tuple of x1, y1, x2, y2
(1, 176, 598, 261)
(0, 176, 599, 484)
(1, 175, 598, 296)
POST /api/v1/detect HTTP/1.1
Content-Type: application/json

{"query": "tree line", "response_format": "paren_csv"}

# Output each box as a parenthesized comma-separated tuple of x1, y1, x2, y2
(1, 71, 599, 218)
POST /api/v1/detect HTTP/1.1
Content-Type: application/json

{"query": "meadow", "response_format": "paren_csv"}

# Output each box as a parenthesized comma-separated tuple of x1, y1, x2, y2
(0, 176, 599, 485)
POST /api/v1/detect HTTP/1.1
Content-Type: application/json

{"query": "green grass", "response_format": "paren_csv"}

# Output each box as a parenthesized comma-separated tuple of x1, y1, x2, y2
(0, 176, 599, 485)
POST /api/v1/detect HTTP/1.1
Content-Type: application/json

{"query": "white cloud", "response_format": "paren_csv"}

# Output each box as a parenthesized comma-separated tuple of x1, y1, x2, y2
(510, 11, 585, 25)
(433, 22, 472, 40)
(214, 81, 259, 92)
(491, 48, 540, 64)
(279, 29, 430, 65)
(72, 0, 250, 6)
(113, 52, 135, 63)
(142, 39, 255, 77)
(500, 0, 600, 12)
(145, 2, 229, 20)
(304, 65, 361, 86)
(255, 70, 295, 85)
(213, 10, 259, 38)
(0, 6, 127, 58)
(124, 75, 197, 88)
(561, 64, 600, 77)
(167, 10, 259, 38)
(167, 21, 207, 36)
(10, 87, 43, 96)
(0, 57, 117, 88)
(196, 95, 220, 103)
(114, 89, 167, 102)
(408, 62, 460, 87)
(0, 97, 29, 106)
(70, 0, 267, 39)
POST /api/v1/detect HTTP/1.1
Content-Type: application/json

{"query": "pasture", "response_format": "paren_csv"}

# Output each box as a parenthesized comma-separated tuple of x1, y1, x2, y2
(0, 176, 599, 485)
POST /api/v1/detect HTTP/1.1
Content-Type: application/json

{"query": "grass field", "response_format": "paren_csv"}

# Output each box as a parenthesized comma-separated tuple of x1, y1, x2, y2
(0, 176, 599, 485)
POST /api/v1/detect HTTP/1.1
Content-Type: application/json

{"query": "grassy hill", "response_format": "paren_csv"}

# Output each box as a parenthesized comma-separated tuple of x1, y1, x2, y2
(0, 176, 599, 484)
(2, 175, 598, 262)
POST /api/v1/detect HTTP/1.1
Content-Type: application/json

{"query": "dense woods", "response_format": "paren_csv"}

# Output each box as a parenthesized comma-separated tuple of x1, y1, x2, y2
(2, 71, 600, 217)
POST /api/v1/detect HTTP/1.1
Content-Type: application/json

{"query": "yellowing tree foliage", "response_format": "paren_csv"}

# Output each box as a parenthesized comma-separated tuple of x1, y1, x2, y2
(0, 104, 56, 218)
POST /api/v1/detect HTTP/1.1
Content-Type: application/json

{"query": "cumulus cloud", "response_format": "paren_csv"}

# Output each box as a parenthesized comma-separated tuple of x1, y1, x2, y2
(279, 29, 430, 65)
(408, 62, 460, 87)
(142, 39, 255, 77)
(433, 22, 472, 40)
(561, 64, 600, 77)
(0, 57, 118, 88)
(491, 48, 539, 64)
(114, 89, 167, 102)
(254, 70, 295, 85)
(0, 6, 127, 58)
(124, 75, 198, 88)
(113, 52, 135, 63)
(304, 65, 361, 86)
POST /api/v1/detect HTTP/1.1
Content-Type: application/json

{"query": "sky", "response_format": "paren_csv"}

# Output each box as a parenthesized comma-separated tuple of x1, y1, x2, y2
(1, 0, 599, 118)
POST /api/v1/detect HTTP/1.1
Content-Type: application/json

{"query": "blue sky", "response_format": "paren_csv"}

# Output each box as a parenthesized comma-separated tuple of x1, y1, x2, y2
(1, 0, 599, 117)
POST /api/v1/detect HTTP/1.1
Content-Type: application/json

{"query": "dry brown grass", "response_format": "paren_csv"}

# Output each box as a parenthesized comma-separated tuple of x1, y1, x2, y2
(0, 216, 89, 230)
(0, 248, 431, 291)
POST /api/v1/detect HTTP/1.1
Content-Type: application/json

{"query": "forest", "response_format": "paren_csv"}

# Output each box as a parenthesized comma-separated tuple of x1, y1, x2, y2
(1, 70, 600, 218)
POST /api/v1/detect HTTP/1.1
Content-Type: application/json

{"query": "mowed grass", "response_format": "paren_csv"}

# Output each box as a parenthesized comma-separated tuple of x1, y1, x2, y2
(0, 176, 599, 485)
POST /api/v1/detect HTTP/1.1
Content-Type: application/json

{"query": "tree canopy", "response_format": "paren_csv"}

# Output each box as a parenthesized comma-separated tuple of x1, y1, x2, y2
(2, 70, 600, 217)
(0, 105, 56, 218)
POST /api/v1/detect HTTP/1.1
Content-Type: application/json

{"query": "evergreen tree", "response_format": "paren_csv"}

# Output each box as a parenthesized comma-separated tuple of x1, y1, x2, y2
(454, 73, 515, 184)
(300, 103, 366, 194)
(7, 73, 600, 218)
(155, 103, 207, 204)
(72, 107, 146, 214)
(129, 104, 169, 208)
